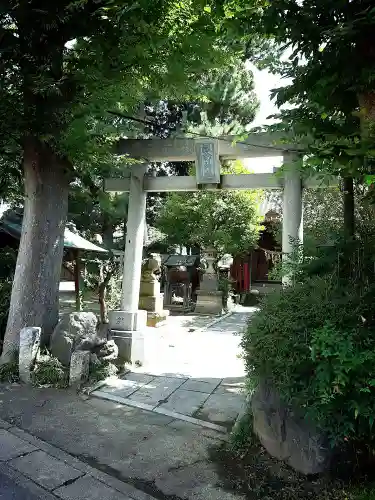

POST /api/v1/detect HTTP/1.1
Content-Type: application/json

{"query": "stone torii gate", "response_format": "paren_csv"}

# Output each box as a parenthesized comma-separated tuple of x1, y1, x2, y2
(105, 132, 332, 362)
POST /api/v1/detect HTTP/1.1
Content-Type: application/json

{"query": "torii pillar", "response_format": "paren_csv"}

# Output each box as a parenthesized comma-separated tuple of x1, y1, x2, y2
(108, 164, 148, 365)
(282, 152, 303, 284)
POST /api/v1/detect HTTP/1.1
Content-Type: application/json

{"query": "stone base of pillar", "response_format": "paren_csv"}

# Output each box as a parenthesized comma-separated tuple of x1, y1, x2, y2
(111, 330, 145, 366)
(108, 310, 147, 366)
(195, 290, 224, 315)
(108, 310, 147, 332)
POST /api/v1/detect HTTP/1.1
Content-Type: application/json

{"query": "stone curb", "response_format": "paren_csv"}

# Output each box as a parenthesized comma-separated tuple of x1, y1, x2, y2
(92, 390, 228, 434)
(0, 417, 156, 500)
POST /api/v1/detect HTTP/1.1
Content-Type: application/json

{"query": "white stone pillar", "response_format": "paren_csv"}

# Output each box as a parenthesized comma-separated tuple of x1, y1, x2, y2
(108, 164, 147, 365)
(121, 164, 147, 313)
(282, 153, 303, 284)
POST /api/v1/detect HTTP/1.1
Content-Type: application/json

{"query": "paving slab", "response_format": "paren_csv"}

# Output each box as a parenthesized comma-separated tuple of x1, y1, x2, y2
(214, 377, 245, 395)
(0, 463, 57, 500)
(54, 475, 131, 500)
(85, 397, 174, 426)
(157, 389, 210, 415)
(180, 379, 221, 393)
(8, 450, 83, 491)
(128, 376, 186, 406)
(0, 429, 37, 461)
(207, 312, 249, 335)
(120, 373, 156, 384)
(198, 392, 245, 426)
(166, 418, 229, 441)
(100, 374, 156, 398)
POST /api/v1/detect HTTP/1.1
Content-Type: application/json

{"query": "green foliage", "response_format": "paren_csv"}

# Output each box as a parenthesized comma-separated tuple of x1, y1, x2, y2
(0, 361, 19, 383)
(351, 487, 375, 500)
(0, 248, 17, 346)
(1, 0, 236, 244)
(267, 261, 282, 281)
(1, 0, 232, 156)
(32, 357, 69, 388)
(185, 59, 259, 136)
(89, 362, 118, 384)
(69, 183, 129, 249)
(156, 162, 263, 256)
(229, 411, 257, 453)
(242, 234, 375, 447)
(145, 58, 259, 138)
(0, 281, 12, 346)
(106, 276, 122, 312)
(229, 0, 375, 181)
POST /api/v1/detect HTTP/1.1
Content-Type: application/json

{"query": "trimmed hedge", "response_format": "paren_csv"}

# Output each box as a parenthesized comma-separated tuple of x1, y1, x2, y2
(242, 275, 375, 446)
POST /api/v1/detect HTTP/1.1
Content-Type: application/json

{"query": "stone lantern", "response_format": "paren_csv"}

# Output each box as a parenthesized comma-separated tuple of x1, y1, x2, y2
(195, 247, 224, 315)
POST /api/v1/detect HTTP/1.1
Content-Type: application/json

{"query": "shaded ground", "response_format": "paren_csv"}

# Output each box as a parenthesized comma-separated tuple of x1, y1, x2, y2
(209, 442, 349, 500)
(0, 471, 41, 500)
(4, 305, 371, 499)
(208, 423, 375, 500)
(1, 384, 373, 500)
(0, 384, 238, 500)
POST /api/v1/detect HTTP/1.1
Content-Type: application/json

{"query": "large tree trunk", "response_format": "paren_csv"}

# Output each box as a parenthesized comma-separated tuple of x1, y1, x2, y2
(0, 138, 70, 363)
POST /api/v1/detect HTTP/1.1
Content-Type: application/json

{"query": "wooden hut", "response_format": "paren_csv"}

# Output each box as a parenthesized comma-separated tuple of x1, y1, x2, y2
(0, 209, 108, 311)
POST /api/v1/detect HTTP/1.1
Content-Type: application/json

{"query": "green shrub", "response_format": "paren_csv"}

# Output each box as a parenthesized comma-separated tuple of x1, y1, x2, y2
(242, 275, 375, 447)
(348, 487, 375, 500)
(32, 357, 69, 388)
(0, 360, 19, 383)
(89, 361, 118, 383)
(0, 280, 12, 344)
(0, 247, 16, 348)
(229, 411, 257, 453)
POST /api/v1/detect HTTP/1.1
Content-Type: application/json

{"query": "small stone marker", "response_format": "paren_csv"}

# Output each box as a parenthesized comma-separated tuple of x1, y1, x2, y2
(19, 327, 41, 383)
(69, 351, 90, 387)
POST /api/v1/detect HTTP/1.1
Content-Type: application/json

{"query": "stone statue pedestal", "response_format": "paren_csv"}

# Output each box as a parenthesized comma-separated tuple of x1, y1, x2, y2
(195, 248, 223, 315)
(139, 255, 169, 327)
(195, 290, 224, 315)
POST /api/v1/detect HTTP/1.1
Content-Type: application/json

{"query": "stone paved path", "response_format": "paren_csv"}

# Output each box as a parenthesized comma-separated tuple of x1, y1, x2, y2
(92, 307, 255, 432)
(0, 419, 154, 500)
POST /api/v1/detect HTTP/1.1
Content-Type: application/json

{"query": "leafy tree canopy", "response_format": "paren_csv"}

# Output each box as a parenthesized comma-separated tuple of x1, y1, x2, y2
(224, 0, 375, 179)
(144, 59, 259, 138)
(155, 161, 264, 256)
(0, 0, 233, 168)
